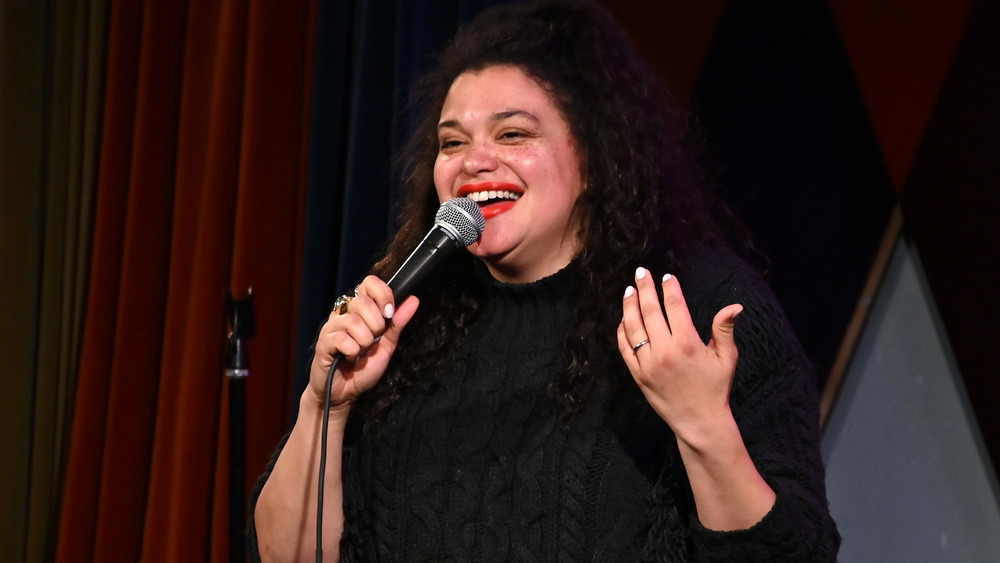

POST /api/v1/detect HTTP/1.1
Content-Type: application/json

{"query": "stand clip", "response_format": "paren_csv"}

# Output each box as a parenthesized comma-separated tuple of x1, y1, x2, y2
(225, 288, 256, 379)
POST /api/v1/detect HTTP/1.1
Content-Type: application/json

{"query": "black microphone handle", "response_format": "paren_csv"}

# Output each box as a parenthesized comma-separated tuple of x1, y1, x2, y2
(386, 225, 461, 301)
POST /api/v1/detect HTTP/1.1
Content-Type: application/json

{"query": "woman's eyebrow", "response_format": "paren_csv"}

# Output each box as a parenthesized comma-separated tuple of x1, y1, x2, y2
(492, 110, 538, 123)
(437, 110, 539, 131)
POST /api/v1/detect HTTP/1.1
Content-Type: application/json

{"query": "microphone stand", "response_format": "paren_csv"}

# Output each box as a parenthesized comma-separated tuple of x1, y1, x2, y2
(225, 288, 255, 563)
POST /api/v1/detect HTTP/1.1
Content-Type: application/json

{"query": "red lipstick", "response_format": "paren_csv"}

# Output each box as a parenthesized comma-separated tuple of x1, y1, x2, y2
(456, 182, 523, 219)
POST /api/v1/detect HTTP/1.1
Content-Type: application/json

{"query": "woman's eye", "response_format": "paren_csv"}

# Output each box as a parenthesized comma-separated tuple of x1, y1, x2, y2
(499, 130, 525, 140)
(439, 139, 462, 150)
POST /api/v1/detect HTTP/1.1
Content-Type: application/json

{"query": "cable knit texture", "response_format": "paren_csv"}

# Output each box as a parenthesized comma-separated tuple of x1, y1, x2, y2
(248, 249, 840, 561)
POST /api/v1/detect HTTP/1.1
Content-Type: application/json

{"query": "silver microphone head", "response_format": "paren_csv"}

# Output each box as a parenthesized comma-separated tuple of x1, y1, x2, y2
(435, 197, 486, 247)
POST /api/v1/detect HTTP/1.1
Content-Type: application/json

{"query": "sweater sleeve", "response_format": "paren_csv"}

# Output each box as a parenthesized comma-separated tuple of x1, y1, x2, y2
(681, 250, 841, 562)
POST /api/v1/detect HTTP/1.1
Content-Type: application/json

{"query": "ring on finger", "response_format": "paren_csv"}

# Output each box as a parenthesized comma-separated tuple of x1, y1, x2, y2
(333, 286, 362, 315)
(632, 339, 649, 353)
(333, 284, 361, 315)
(333, 294, 354, 315)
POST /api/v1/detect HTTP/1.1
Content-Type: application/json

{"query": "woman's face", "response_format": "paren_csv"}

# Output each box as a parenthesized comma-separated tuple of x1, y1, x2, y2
(434, 65, 585, 284)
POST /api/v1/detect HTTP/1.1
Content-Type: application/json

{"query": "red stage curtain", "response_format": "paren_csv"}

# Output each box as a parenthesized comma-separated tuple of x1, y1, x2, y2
(56, 1, 314, 561)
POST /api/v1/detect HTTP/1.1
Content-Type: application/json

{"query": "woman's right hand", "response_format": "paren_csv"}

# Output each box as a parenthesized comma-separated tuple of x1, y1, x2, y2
(306, 275, 420, 414)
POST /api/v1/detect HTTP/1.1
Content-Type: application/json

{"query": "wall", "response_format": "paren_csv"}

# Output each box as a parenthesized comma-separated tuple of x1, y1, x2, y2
(822, 239, 1000, 561)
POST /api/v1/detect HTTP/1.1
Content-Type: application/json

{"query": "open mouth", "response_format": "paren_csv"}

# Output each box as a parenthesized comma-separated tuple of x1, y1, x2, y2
(457, 183, 523, 219)
(464, 189, 521, 204)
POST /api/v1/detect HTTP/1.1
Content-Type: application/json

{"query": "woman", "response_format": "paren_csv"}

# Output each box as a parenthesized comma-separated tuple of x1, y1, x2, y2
(251, 1, 840, 561)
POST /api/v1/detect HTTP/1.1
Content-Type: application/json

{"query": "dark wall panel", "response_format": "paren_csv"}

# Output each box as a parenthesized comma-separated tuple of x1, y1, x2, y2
(608, 0, 999, 471)
(902, 0, 1000, 470)
(608, 0, 897, 391)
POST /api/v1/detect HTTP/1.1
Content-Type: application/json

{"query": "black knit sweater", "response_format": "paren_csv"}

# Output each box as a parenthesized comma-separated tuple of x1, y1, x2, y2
(249, 250, 840, 561)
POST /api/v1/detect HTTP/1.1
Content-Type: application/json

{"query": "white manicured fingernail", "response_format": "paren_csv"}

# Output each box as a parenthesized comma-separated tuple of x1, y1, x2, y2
(662, 273, 672, 282)
(384, 304, 394, 318)
(624, 286, 635, 298)
(635, 267, 646, 280)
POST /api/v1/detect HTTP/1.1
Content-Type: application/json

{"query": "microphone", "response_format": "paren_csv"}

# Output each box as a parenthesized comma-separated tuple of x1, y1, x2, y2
(386, 197, 486, 300)
(315, 197, 484, 563)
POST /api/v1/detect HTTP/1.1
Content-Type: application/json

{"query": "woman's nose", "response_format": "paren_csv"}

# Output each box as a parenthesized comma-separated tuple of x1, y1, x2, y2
(462, 141, 498, 176)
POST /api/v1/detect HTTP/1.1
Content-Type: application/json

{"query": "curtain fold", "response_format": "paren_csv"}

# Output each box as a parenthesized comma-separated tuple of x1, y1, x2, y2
(57, 0, 189, 558)
(28, 1, 110, 561)
(57, 0, 314, 561)
(0, 1, 49, 559)
(0, 0, 108, 560)
(140, 1, 247, 560)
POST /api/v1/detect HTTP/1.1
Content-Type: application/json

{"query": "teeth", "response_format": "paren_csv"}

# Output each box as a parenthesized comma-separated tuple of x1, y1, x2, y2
(464, 190, 521, 203)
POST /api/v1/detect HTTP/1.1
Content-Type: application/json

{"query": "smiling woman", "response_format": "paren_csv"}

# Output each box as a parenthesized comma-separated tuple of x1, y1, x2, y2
(249, 1, 840, 561)
(435, 66, 585, 283)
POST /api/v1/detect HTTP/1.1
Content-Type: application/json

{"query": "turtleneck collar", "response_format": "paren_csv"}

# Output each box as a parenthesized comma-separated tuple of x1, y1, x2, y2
(471, 257, 580, 303)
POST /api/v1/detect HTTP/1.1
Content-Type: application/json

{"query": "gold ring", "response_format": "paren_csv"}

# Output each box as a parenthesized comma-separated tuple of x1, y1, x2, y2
(333, 294, 354, 315)
(333, 285, 362, 315)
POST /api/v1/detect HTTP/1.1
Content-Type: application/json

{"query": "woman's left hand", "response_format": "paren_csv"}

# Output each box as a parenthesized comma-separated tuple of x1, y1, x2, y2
(617, 267, 744, 445)
(618, 267, 777, 531)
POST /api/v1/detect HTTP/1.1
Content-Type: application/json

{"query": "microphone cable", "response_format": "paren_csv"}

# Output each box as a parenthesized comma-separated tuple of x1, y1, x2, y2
(316, 355, 340, 563)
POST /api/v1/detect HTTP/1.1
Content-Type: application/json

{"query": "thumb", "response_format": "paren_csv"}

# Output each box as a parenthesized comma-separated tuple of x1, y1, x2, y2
(709, 303, 743, 363)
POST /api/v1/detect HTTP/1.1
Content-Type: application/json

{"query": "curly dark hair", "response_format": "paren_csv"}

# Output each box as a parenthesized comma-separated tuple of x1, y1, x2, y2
(359, 0, 728, 424)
